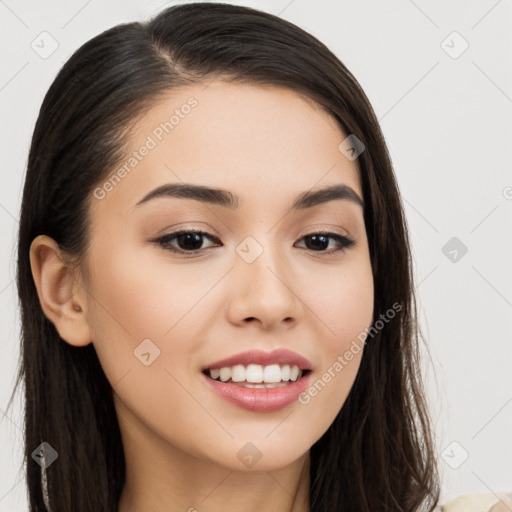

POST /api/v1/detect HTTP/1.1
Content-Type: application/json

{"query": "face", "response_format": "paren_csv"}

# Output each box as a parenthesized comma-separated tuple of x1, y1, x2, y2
(81, 81, 374, 472)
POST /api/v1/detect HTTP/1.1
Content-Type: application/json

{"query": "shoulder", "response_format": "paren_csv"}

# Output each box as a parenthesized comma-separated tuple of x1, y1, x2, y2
(432, 492, 512, 512)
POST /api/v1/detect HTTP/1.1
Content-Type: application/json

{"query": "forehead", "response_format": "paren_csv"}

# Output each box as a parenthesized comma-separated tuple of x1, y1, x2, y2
(90, 80, 363, 217)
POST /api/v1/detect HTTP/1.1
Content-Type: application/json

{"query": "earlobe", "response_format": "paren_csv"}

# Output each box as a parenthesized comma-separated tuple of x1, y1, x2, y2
(29, 234, 91, 347)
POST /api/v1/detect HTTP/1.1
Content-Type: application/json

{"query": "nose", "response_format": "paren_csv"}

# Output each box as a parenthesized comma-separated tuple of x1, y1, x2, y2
(225, 240, 303, 330)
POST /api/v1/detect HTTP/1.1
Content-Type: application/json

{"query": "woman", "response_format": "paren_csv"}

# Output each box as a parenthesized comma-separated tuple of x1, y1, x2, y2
(10, 2, 442, 511)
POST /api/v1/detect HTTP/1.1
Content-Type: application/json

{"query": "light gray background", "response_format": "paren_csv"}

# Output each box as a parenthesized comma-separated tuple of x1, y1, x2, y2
(1, 0, 511, 510)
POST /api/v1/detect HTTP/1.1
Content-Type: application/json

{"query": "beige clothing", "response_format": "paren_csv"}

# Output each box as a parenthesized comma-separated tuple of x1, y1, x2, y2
(434, 492, 512, 512)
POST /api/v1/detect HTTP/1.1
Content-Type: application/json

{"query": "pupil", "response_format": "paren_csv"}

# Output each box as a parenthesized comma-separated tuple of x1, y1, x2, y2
(178, 232, 203, 250)
(307, 234, 328, 251)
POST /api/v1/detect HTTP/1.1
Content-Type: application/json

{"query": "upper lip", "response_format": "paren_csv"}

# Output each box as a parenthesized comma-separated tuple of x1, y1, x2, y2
(202, 349, 313, 371)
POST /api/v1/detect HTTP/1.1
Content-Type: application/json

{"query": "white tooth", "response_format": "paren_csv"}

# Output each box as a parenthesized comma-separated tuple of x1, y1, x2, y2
(219, 367, 231, 382)
(289, 365, 300, 381)
(231, 364, 246, 382)
(263, 364, 282, 383)
(254, 384, 265, 388)
(245, 364, 263, 383)
(265, 382, 278, 388)
(212, 363, 304, 384)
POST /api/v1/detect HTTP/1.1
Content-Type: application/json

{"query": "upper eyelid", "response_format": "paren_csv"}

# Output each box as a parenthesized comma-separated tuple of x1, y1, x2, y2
(155, 220, 353, 238)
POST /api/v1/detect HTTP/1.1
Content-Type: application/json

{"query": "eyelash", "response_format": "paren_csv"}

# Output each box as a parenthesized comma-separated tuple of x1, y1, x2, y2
(152, 228, 355, 258)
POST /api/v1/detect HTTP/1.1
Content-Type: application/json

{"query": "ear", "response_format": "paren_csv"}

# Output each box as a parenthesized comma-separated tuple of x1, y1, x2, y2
(29, 234, 91, 347)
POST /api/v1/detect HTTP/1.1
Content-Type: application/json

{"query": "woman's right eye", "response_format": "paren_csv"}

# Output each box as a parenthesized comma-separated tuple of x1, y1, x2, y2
(153, 229, 221, 256)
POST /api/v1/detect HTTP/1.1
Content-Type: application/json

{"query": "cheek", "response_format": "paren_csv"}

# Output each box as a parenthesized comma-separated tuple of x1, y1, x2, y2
(85, 241, 223, 398)
(87, 242, 210, 343)
(84, 242, 172, 377)
(307, 254, 374, 345)
(297, 256, 373, 416)
(84, 248, 208, 435)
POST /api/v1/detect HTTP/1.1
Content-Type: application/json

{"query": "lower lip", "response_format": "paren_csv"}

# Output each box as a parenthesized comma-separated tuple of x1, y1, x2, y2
(201, 372, 311, 412)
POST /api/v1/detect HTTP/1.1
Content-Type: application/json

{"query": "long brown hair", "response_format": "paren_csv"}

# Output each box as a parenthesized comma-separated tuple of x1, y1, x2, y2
(9, 2, 440, 510)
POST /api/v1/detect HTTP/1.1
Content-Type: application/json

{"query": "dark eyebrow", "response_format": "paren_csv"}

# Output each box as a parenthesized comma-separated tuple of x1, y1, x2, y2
(134, 183, 364, 210)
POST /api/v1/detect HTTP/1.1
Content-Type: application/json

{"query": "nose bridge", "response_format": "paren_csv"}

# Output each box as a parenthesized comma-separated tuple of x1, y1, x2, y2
(230, 232, 300, 325)
(235, 233, 285, 287)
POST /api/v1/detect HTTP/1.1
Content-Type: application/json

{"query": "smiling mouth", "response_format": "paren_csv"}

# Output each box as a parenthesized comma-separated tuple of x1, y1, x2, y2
(202, 365, 312, 388)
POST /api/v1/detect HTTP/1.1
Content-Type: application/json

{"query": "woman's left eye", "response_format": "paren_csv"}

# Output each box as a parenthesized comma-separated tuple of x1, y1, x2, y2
(152, 229, 355, 257)
(296, 232, 355, 255)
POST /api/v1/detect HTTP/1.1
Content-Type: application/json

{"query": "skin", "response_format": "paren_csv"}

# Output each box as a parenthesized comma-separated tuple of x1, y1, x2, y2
(30, 81, 374, 512)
